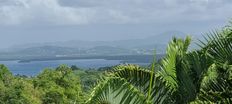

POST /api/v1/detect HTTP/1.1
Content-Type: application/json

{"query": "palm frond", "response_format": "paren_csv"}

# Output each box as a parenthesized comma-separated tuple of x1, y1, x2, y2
(86, 77, 150, 104)
(195, 63, 232, 103)
(187, 51, 210, 88)
(148, 51, 156, 101)
(196, 79, 232, 103)
(158, 36, 192, 90)
(158, 39, 179, 91)
(199, 28, 232, 64)
(112, 65, 170, 103)
(158, 36, 200, 103)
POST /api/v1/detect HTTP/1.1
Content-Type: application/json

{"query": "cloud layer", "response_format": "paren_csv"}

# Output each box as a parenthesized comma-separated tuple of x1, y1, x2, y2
(0, 0, 232, 25)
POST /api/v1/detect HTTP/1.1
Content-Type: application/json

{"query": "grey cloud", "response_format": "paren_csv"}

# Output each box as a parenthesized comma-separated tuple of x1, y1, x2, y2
(0, 0, 231, 25)
(0, 0, 231, 49)
(56, 0, 232, 24)
(0, 0, 95, 25)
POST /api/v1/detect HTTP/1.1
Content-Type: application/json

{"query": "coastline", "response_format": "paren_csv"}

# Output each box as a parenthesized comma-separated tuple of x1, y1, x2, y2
(0, 54, 165, 63)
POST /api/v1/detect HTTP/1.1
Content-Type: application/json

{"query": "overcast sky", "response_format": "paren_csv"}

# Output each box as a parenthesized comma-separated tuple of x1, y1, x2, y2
(0, 0, 232, 48)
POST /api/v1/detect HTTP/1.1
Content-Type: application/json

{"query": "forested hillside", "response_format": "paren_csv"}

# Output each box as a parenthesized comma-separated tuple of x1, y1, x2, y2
(0, 64, 106, 104)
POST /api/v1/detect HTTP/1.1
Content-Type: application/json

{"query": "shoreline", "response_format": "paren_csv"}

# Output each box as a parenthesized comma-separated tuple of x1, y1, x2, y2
(0, 54, 165, 63)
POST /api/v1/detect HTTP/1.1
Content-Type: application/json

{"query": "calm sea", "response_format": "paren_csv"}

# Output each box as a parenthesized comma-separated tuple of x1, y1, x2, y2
(0, 59, 149, 76)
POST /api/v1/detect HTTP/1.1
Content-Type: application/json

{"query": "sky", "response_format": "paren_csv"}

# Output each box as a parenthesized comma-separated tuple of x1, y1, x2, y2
(0, 0, 232, 49)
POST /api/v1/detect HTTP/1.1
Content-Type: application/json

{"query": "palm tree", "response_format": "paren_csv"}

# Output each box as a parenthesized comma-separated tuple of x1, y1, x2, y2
(191, 22, 232, 103)
(86, 21, 232, 104)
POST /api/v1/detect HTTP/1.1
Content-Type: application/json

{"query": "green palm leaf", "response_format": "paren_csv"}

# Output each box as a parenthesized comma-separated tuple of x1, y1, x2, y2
(199, 26, 232, 64)
(86, 77, 149, 104)
(112, 65, 169, 103)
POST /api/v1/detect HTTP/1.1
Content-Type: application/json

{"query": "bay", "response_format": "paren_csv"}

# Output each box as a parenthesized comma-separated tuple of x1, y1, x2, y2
(0, 59, 149, 76)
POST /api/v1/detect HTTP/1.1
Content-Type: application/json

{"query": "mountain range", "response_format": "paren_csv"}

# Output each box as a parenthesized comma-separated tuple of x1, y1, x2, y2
(0, 31, 192, 60)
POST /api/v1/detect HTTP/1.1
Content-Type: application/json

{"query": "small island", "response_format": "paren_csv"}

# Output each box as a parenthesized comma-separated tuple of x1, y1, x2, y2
(18, 60, 31, 63)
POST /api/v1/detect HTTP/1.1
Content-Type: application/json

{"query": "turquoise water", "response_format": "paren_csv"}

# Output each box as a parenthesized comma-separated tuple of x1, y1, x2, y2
(0, 59, 125, 76)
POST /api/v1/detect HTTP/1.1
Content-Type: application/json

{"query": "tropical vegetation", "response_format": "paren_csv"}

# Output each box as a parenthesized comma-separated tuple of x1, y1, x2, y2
(0, 21, 232, 104)
(87, 21, 232, 104)
(0, 64, 103, 104)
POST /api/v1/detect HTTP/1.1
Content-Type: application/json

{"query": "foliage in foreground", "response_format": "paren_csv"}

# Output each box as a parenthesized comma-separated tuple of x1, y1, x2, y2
(87, 22, 232, 104)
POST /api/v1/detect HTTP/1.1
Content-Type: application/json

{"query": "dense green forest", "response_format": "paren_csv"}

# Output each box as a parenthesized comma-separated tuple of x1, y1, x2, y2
(1, 21, 232, 104)
(0, 64, 104, 104)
